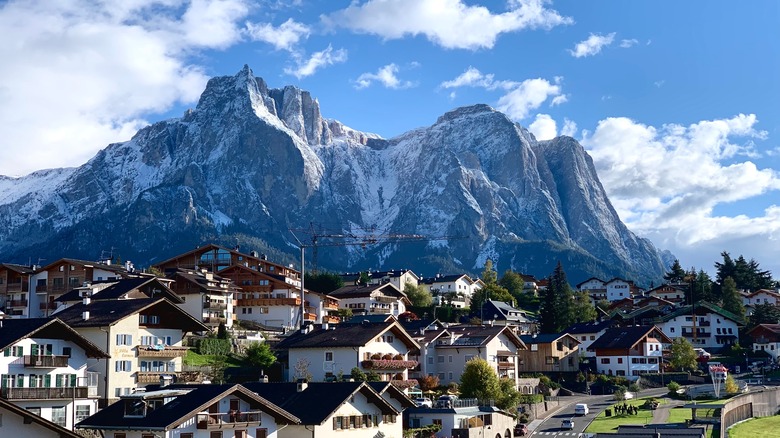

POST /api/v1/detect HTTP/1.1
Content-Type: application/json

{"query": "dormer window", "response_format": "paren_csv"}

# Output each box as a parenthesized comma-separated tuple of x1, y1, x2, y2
(124, 399, 146, 417)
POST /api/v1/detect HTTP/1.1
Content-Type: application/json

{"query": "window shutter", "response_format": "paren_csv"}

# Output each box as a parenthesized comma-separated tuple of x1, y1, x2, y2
(55, 374, 63, 388)
(44, 374, 51, 388)
(70, 374, 77, 387)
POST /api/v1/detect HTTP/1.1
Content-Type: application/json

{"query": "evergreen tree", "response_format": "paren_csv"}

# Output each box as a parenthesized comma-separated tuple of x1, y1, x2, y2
(540, 261, 573, 333)
(481, 259, 498, 285)
(664, 259, 687, 283)
(692, 269, 716, 304)
(571, 291, 597, 323)
(721, 277, 745, 319)
(304, 271, 344, 294)
(749, 303, 780, 327)
(715, 252, 774, 292)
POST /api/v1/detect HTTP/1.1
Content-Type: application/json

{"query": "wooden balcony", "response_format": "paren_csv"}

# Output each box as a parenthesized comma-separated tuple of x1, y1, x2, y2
(5, 281, 28, 293)
(35, 284, 47, 292)
(361, 359, 418, 370)
(137, 346, 189, 358)
(39, 302, 57, 310)
(323, 314, 340, 324)
(204, 317, 227, 326)
(304, 312, 316, 322)
(203, 301, 228, 310)
(196, 411, 263, 430)
(8, 299, 28, 308)
(323, 300, 339, 310)
(23, 355, 69, 368)
(236, 297, 301, 307)
(136, 371, 200, 384)
(0, 386, 92, 400)
(497, 361, 515, 369)
(682, 331, 711, 338)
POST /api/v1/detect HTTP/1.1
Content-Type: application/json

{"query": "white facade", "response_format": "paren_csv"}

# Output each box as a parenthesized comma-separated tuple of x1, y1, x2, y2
(752, 341, 780, 363)
(742, 290, 780, 307)
(338, 293, 406, 317)
(0, 400, 80, 438)
(424, 275, 477, 298)
(0, 336, 100, 430)
(572, 329, 609, 358)
(657, 312, 740, 350)
(595, 340, 663, 380)
(406, 406, 516, 438)
(606, 279, 633, 302)
(288, 335, 413, 382)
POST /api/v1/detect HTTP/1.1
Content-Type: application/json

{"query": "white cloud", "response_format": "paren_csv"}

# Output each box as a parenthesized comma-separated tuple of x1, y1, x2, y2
(354, 64, 415, 89)
(619, 38, 638, 48)
(440, 68, 564, 121)
(529, 114, 557, 140)
(245, 18, 310, 51)
(284, 45, 348, 79)
(569, 32, 616, 58)
(581, 115, 780, 262)
(0, 0, 255, 177)
(654, 80, 665, 88)
(323, 0, 572, 50)
(561, 118, 577, 137)
(496, 78, 563, 120)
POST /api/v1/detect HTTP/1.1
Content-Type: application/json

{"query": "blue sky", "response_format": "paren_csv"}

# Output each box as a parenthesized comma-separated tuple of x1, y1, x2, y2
(1, 0, 778, 279)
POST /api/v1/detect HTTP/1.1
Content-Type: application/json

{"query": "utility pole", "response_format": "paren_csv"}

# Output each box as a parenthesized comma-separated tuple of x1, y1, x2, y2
(289, 224, 452, 329)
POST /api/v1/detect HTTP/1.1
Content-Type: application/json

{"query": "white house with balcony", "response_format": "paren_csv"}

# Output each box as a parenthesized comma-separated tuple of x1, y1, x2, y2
(421, 274, 479, 305)
(51, 297, 208, 404)
(605, 278, 638, 302)
(276, 319, 420, 386)
(742, 289, 780, 307)
(564, 320, 618, 358)
(76, 383, 300, 438)
(589, 325, 671, 380)
(0, 318, 108, 430)
(429, 325, 526, 386)
(747, 324, 780, 364)
(329, 283, 409, 317)
(654, 302, 744, 351)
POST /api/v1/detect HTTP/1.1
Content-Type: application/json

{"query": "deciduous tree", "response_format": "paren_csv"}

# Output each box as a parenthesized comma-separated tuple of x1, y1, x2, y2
(405, 281, 433, 307)
(459, 358, 500, 403)
(243, 341, 276, 369)
(669, 338, 697, 372)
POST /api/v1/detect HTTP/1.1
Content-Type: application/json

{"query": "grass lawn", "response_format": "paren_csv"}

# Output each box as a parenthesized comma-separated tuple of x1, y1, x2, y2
(585, 397, 662, 433)
(728, 416, 780, 438)
(183, 350, 243, 367)
(667, 399, 723, 424)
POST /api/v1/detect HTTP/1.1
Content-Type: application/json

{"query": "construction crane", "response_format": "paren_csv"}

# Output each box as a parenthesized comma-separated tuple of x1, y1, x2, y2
(288, 222, 453, 329)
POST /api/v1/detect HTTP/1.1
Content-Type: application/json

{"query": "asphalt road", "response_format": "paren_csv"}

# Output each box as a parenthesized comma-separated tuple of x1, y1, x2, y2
(530, 388, 670, 437)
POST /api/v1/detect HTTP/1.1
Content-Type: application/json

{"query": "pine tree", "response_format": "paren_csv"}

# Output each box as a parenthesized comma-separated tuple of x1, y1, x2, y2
(721, 277, 745, 319)
(481, 259, 498, 285)
(539, 261, 574, 333)
(664, 259, 687, 283)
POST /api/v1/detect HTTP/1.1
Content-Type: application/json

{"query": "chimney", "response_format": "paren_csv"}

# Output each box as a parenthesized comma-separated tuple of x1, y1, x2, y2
(323, 323, 329, 331)
(82, 310, 90, 321)
(296, 379, 308, 392)
(259, 375, 269, 383)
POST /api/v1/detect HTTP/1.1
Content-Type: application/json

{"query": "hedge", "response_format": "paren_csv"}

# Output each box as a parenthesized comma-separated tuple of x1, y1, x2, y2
(197, 338, 232, 356)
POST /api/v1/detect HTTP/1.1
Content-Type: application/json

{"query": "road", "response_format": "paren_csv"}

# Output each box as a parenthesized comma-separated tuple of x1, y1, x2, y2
(529, 388, 670, 437)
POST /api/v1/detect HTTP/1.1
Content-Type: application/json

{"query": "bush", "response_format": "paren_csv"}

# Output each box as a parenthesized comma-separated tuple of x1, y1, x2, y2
(382, 353, 393, 360)
(197, 338, 231, 356)
(667, 381, 681, 397)
(371, 353, 382, 360)
(393, 353, 403, 360)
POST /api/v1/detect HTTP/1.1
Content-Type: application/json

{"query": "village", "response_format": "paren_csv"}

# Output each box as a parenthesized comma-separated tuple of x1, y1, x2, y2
(1, 244, 779, 438)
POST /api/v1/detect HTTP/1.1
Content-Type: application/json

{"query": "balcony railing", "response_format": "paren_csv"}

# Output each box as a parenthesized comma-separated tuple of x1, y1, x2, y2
(23, 355, 69, 368)
(203, 301, 228, 310)
(8, 299, 28, 308)
(39, 302, 57, 310)
(304, 312, 316, 322)
(236, 298, 300, 307)
(323, 314, 340, 324)
(0, 386, 92, 400)
(361, 359, 418, 370)
(196, 411, 263, 429)
(137, 345, 189, 358)
(5, 281, 28, 292)
(203, 317, 227, 325)
(497, 361, 515, 369)
(323, 300, 339, 310)
(682, 331, 711, 338)
(35, 284, 47, 292)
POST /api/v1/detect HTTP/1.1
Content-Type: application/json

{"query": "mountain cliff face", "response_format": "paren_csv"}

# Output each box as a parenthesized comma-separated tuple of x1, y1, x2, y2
(0, 66, 667, 285)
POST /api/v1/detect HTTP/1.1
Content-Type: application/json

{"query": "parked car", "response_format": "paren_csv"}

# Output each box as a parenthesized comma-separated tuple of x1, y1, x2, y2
(414, 397, 432, 408)
(561, 419, 575, 430)
(513, 424, 529, 436)
(436, 394, 458, 408)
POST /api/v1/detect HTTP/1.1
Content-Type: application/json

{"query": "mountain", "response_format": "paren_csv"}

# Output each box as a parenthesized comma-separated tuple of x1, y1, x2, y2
(0, 65, 668, 285)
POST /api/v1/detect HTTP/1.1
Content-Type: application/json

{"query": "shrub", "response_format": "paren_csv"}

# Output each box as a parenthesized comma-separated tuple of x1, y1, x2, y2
(197, 338, 231, 356)
(382, 353, 393, 360)
(667, 381, 681, 397)
(393, 353, 404, 360)
(371, 353, 382, 360)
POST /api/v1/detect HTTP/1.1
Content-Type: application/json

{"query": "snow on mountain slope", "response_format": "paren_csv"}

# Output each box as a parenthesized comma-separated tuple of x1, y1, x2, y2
(0, 66, 668, 284)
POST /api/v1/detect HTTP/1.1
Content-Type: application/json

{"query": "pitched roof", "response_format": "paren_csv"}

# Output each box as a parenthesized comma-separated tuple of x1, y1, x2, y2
(52, 298, 208, 332)
(439, 325, 525, 349)
(518, 333, 579, 345)
(153, 243, 291, 273)
(746, 323, 780, 337)
(564, 319, 617, 335)
(588, 326, 671, 351)
(244, 382, 397, 425)
(0, 263, 34, 274)
(420, 274, 471, 285)
(329, 282, 407, 300)
(76, 384, 299, 431)
(656, 301, 745, 325)
(367, 381, 416, 408)
(276, 320, 419, 351)
(0, 398, 82, 437)
(56, 277, 182, 304)
(482, 300, 535, 323)
(0, 318, 108, 358)
(39, 258, 132, 275)
(168, 268, 240, 293)
(576, 277, 605, 288)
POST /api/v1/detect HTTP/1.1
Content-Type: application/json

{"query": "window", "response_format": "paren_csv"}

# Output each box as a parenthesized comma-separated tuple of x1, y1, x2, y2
(433, 419, 443, 426)
(181, 434, 194, 438)
(142, 434, 156, 438)
(670, 327, 675, 333)
(427, 357, 433, 364)
(69, 277, 80, 287)
(448, 355, 453, 363)
(51, 406, 66, 427)
(617, 358, 623, 364)
(531, 344, 538, 351)
(116, 334, 132, 346)
(325, 351, 333, 362)
(590, 335, 596, 340)
(438, 373, 445, 380)
(114, 434, 127, 438)
(76, 405, 91, 422)
(449, 372, 453, 380)
(385, 335, 394, 343)
(62, 347, 72, 357)
(616, 370, 626, 376)
(437, 355, 444, 363)
(545, 356, 555, 365)
(210, 432, 223, 438)
(115, 360, 132, 372)
(26, 407, 41, 416)
(600, 358, 610, 364)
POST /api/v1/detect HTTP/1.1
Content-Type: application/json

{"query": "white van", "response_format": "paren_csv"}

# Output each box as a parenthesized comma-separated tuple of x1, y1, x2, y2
(574, 403, 589, 416)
